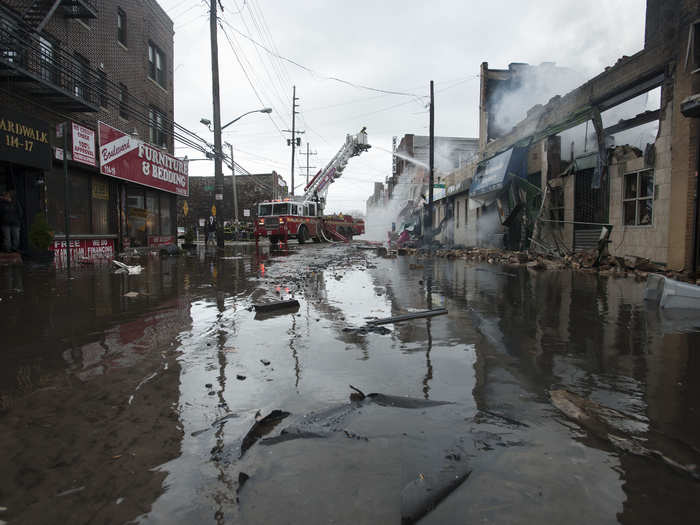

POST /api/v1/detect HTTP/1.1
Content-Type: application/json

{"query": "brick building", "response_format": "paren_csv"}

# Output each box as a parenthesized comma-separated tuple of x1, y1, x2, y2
(0, 0, 178, 261)
(177, 172, 288, 234)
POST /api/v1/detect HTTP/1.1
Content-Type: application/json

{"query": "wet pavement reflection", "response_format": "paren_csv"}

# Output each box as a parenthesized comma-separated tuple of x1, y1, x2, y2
(1, 244, 699, 524)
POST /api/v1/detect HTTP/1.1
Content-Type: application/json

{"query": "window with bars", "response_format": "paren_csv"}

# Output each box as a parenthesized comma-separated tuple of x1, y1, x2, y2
(623, 169, 654, 226)
(148, 41, 165, 87)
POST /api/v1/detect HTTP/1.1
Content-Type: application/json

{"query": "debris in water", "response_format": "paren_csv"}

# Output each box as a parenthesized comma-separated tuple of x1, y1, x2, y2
(116, 497, 124, 505)
(123, 291, 139, 298)
(236, 374, 246, 381)
(240, 410, 290, 457)
(112, 260, 143, 275)
(401, 465, 471, 524)
(367, 309, 448, 326)
(260, 359, 271, 366)
(56, 486, 85, 497)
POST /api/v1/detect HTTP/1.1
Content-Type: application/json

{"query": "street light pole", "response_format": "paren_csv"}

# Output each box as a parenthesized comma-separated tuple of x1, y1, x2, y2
(200, 107, 271, 245)
(228, 143, 239, 235)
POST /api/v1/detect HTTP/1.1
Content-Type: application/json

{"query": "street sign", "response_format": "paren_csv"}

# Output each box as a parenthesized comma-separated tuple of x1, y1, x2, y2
(243, 209, 250, 217)
(211, 205, 217, 217)
(183, 201, 189, 216)
(215, 193, 223, 201)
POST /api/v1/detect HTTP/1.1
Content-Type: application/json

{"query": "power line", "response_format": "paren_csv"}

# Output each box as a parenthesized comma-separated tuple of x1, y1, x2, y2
(218, 21, 284, 135)
(218, 18, 424, 99)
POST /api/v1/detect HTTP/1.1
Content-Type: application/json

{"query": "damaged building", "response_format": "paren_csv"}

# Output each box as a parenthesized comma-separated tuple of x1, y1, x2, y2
(424, 0, 700, 274)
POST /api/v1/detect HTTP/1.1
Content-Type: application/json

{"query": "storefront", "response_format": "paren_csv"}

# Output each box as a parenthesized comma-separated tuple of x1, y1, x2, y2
(44, 120, 186, 264)
(98, 121, 187, 249)
(0, 108, 52, 252)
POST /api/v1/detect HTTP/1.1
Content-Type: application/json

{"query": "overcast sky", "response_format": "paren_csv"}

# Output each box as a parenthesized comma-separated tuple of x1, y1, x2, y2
(159, 0, 646, 214)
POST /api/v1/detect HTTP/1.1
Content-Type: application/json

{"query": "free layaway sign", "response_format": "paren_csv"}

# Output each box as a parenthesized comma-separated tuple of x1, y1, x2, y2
(98, 121, 188, 196)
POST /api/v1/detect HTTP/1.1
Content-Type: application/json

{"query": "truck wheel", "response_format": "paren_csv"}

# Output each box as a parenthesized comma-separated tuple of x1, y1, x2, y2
(297, 225, 308, 244)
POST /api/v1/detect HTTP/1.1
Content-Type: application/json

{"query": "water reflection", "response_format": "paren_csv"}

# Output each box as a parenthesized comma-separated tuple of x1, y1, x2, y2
(1, 245, 698, 524)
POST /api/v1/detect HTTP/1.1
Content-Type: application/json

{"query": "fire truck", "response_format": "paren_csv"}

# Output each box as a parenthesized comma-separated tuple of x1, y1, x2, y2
(254, 128, 370, 245)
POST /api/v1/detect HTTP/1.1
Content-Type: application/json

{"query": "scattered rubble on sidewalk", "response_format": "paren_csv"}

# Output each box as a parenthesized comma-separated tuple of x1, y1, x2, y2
(396, 246, 695, 283)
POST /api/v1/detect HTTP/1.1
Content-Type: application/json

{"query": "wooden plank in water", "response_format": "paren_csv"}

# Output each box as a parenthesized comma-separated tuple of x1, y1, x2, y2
(367, 309, 448, 325)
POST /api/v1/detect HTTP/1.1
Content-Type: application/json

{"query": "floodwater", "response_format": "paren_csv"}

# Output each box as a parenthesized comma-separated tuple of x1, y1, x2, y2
(1, 244, 699, 524)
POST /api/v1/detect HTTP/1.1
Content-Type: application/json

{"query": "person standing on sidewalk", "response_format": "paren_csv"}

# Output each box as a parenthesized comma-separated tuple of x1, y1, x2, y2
(0, 191, 22, 252)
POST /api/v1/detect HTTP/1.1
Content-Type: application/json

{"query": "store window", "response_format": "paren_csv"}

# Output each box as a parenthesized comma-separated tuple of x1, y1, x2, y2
(126, 186, 146, 246)
(160, 194, 172, 235)
(91, 177, 109, 234)
(47, 169, 65, 234)
(146, 190, 158, 235)
(623, 169, 654, 226)
(70, 171, 90, 234)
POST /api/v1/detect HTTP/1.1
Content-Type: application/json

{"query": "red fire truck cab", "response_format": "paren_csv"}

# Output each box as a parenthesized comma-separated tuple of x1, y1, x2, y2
(254, 198, 364, 245)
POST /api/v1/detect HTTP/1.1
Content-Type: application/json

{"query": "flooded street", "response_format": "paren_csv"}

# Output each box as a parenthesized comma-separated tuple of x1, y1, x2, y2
(1, 244, 700, 524)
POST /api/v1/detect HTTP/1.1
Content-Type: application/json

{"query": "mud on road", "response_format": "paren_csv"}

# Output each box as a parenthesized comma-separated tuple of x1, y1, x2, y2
(1, 242, 699, 524)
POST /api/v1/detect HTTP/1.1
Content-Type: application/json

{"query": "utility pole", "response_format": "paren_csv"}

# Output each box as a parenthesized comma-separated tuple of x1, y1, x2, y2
(291, 86, 297, 195)
(282, 86, 304, 196)
(209, 0, 224, 248)
(427, 80, 435, 248)
(300, 142, 317, 185)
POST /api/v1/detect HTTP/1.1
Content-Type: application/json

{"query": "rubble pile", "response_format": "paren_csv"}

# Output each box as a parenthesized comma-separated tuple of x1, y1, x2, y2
(397, 246, 695, 283)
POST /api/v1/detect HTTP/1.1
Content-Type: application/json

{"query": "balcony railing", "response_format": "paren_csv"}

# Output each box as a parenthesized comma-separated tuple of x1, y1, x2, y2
(0, 19, 100, 112)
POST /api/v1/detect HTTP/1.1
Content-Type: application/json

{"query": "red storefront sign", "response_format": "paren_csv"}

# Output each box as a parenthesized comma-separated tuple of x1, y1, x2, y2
(52, 239, 115, 267)
(72, 122, 96, 166)
(97, 121, 189, 196)
(148, 235, 175, 247)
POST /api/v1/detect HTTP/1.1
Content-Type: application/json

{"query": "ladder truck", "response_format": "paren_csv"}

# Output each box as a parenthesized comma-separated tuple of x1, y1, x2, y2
(254, 128, 370, 245)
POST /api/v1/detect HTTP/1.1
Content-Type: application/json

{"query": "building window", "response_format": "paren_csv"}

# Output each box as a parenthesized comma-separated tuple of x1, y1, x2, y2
(549, 186, 565, 226)
(73, 53, 89, 100)
(623, 169, 654, 226)
(97, 70, 107, 107)
(148, 41, 165, 87)
(119, 83, 128, 119)
(117, 8, 127, 46)
(39, 36, 54, 82)
(456, 200, 460, 228)
(149, 106, 166, 147)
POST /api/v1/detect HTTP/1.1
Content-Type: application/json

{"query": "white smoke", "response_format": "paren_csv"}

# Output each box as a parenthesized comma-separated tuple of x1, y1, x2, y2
(491, 63, 584, 136)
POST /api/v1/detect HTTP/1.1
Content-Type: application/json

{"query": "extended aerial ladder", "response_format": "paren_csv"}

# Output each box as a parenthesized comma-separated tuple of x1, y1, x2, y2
(254, 128, 371, 245)
(302, 127, 370, 215)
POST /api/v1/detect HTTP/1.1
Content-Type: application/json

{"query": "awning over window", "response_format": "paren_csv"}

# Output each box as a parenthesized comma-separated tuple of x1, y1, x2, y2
(469, 148, 513, 198)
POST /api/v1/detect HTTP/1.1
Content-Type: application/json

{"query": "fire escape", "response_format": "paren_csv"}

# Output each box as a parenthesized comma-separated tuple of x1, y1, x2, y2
(0, 0, 99, 112)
